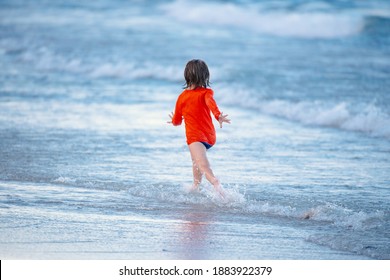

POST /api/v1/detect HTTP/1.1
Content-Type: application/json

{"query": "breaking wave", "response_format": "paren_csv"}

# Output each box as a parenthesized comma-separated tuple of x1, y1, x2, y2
(161, 0, 365, 38)
(220, 89, 390, 139)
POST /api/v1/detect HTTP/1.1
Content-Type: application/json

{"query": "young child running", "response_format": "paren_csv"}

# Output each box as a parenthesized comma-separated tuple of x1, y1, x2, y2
(168, 59, 230, 197)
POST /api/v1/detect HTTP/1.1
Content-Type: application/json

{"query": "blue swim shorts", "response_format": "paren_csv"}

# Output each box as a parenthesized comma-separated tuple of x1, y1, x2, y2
(201, 142, 213, 150)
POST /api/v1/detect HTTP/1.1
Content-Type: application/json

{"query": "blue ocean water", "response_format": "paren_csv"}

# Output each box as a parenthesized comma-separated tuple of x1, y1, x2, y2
(0, 0, 389, 259)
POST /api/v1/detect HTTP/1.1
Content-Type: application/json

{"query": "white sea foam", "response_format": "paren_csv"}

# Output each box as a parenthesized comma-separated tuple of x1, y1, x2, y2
(127, 183, 384, 233)
(303, 203, 385, 230)
(219, 89, 390, 139)
(162, 0, 364, 38)
(14, 42, 228, 83)
(259, 100, 390, 138)
(17, 46, 184, 82)
(245, 201, 299, 218)
(90, 63, 183, 82)
(127, 183, 247, 209)
(52, 176, 78, 185)
(20, 47, 83, 73)
(306, 203, 389, 258)
(199, 184, 247, 206)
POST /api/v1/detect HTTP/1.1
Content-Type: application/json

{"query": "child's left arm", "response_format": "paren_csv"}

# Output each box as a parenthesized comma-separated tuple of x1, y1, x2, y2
(205, 90, 230, 128)
(218, 112, 231, 128)
(205, 90, 221, 119)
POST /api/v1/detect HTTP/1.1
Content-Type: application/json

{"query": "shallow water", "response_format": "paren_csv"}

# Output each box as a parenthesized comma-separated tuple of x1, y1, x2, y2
(0, 0, 389, 259)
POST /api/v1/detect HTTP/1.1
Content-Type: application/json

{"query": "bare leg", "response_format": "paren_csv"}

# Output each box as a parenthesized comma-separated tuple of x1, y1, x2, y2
(188, 142, 225, 197)
(191, 158, 203, 190)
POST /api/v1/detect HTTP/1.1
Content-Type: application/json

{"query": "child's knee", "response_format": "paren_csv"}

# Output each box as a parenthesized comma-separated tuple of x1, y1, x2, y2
(199, 161, 212, 174)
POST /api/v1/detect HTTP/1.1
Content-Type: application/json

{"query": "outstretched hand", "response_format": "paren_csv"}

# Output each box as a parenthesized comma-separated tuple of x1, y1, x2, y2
(167, 112, 174, 124)
(218, 112, 231, 128)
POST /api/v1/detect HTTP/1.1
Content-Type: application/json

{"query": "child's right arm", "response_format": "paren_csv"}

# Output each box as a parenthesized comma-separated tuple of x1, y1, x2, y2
(168, 98, 183, 126)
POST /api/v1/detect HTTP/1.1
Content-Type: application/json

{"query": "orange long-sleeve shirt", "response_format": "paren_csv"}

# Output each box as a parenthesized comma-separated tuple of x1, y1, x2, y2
(172, 87, 221, 146)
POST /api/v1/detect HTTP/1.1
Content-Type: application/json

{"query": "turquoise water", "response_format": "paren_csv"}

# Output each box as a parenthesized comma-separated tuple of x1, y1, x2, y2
(0, 0, 389, 259)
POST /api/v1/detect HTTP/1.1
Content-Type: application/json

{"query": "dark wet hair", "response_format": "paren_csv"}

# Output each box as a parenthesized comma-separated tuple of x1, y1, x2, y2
(184, 59, 210, 89)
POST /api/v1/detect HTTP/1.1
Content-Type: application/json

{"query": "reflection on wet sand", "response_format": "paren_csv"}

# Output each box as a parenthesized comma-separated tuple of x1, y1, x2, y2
(177, 211, 214, 259)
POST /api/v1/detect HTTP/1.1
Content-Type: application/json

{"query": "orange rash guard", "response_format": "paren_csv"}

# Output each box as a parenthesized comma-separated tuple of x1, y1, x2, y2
(171, 87, 221, 146)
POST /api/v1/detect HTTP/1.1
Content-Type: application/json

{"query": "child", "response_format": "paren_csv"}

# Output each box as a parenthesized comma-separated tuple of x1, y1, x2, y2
(168, 59, 230, 197)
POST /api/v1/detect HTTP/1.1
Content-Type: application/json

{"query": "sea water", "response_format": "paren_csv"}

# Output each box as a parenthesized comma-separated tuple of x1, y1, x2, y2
(0, 0, 389, 260)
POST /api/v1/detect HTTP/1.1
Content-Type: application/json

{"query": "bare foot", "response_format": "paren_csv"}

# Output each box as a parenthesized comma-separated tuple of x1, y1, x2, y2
(212, 179, 226, 199)
(188, 184, 200, 193)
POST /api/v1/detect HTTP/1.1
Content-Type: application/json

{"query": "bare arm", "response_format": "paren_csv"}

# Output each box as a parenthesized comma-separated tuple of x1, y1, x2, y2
(218, 112, 231, 128)
(168, 98, 183, 126)
(167, 112, 174, 124)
